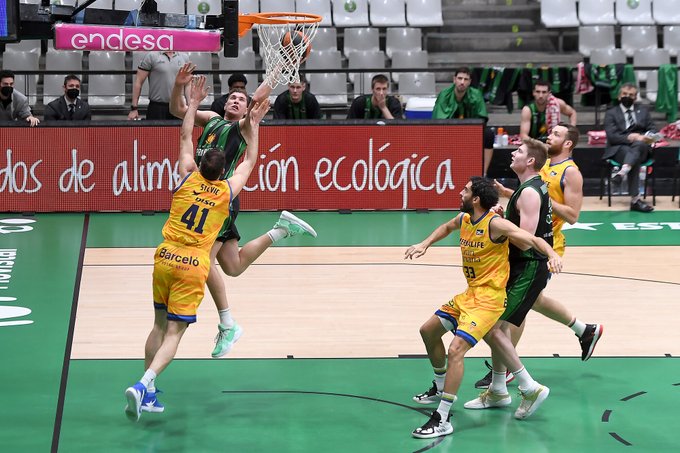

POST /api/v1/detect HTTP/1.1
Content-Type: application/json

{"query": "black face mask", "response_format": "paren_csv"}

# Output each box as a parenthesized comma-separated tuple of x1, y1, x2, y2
(0, 86, 13, 97)
(620, 96, 635, 108)
(66, 88, 80, 100)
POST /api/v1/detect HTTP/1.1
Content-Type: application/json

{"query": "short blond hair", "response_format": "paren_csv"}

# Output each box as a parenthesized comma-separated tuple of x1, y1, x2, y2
(522, 137, 549, 170)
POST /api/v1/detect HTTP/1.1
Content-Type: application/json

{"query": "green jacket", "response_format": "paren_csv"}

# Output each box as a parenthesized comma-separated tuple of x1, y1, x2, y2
(655, 64, 678, 123)
(432, 85, 488, 120)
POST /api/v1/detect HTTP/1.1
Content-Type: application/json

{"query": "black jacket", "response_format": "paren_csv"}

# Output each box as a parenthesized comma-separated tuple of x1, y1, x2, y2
(44, 97, 91, 121)
(603, 103, 656, 160)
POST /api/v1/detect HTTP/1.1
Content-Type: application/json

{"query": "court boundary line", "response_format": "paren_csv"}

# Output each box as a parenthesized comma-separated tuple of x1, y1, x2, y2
(51, 213, 89, 453)
(81, 261, 680, 287)
(69, 355, 680, 361)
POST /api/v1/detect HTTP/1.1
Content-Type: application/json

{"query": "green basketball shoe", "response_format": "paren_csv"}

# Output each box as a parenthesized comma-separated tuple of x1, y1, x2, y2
(211, 323, 243, 358)
(274, 211, 317, 238)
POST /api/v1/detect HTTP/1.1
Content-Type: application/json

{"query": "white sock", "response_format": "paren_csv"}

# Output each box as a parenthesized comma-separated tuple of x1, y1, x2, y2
(148, 378, 156, 393)
(436, 392, 455, 421)
(219, 308, 234, 328)
(433, 366, 446, 392)
(512, 367, 538, 393)
(266, 228, 287, 243)
(569, 318, 586, 337)
(140, 369, 157, 388)
(489, 371, 508, 394)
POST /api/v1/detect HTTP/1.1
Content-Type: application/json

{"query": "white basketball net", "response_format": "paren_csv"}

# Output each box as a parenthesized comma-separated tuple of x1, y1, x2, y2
(256, 19, 319, 88)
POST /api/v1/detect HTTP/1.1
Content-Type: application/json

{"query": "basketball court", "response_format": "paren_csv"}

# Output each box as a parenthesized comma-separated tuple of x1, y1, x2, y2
(2, 205, 680, 452)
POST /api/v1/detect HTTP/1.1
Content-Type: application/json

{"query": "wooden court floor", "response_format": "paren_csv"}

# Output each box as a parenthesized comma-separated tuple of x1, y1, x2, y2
(2, 206, 680, 452)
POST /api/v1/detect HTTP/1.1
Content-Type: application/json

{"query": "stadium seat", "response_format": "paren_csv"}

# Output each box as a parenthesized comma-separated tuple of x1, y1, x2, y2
(312, 28, 338, 52)
(87, 51, 126, 107)
(633, 48, 670, 82)
(187, 0, 222, 15)
(237, 30, 254, 53)
(131, 52, 149, 106)
(261, 0, 295, 13)
(114, 0, 140, 10)
(309, 73, 347, 105)
(540, 0, 579, 28)
(239, 0, 259, 14)
(268, 83, 288, 105)
(590, 48, 627, 64)
(398, 72, 436, 99)
(405, 0, 443, 27)
(391, 49, 427, 83)
(578, 0, 616, 25)
(348, 50, 385, 84)
(218, 49, 258, 93)
(296, 0, 333, 26)
(187, 52, 215, 105)
(2, 41, 41, 105)
(43, 46, 83, 105)
(157, 0, 185, 14)
(332, 0, 369, 27)
(652, 0, 680, 25)
(369, 0, 406, 27)
(645, 69, 658, 102)
(616, 0, 654, 25)
(90, 0, 113, 8)
(343, 27, 379, 57)
(621, 25, 658, 56)
(579, 25, 616, 57)
(663, 26, 680, 56)
(304, 49, 342, 70)
(385, 27, 422, 59)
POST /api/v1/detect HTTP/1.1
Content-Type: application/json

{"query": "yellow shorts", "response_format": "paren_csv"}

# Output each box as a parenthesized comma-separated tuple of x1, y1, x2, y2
(152, 242, 211, 323)
(436, 286, 507, 346)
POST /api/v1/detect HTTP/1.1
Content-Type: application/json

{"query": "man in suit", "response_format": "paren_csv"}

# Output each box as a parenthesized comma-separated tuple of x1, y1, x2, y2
(44, 75, 91, 121)
(603, 83, 655, 212)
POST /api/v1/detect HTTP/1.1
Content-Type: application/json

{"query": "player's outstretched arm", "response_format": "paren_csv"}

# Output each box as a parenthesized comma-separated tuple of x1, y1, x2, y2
(491, 217, 563, 274)
(178, 76, 207, 179)
(404, 214, 463, 260)
(170, 62, 219, 127)
(228, 99, 271, 197)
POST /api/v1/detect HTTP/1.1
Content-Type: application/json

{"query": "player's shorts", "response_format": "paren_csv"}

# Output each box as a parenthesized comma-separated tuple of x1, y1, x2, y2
(216, 194, 240, 242)
(152, 242, 211, 323)
(500, 259, 550, 327)
(435, 286, 507, 347)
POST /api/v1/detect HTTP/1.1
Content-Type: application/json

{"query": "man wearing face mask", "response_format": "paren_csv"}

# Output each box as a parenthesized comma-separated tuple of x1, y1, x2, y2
(44, 75, 92, 121)
(0, 70, 40, 127)
(603, 83, 656, 212)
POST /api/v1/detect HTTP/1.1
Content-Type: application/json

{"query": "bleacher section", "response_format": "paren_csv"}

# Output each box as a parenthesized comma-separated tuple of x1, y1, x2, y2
(0, 0, 678, 125)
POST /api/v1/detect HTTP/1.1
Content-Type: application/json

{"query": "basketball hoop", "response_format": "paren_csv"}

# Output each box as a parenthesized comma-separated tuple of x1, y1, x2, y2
(238, 12, 322, 88)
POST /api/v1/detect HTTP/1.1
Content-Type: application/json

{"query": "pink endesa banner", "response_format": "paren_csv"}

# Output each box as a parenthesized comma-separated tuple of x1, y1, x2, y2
(54, 23, 222, 52)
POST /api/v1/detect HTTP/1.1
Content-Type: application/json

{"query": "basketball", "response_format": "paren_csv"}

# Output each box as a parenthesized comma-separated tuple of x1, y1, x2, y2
(344, 0, 357, 13)
(280, 30, 312, 63)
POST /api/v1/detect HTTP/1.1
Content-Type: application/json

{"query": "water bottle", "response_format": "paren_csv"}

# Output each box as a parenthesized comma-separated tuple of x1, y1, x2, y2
(496, 127, 505, 147)
(501, 132, 509, 147)
(491, 127, 498, 148)
(639, 166, 647, 196)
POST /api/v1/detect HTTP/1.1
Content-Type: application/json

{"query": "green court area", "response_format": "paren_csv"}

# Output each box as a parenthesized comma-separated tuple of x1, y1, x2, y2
(55, 357, 679, 452)
(86, 210, 680, 247)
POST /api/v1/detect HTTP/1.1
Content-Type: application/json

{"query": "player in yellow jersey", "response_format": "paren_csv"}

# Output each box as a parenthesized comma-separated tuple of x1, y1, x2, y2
(123, 76, 269, 422)
(476, 123, 603, 391)
(406, 177, 562, 439)
(171, 63, 317, 358)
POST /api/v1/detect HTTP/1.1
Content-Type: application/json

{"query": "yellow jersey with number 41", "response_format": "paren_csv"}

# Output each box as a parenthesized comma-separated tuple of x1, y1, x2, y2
(161, 172, 232, 253)
(459, 211, 509, 291)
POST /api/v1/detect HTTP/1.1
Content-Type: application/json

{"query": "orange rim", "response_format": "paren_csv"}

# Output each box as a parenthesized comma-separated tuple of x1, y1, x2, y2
(238, 12, 322, 37)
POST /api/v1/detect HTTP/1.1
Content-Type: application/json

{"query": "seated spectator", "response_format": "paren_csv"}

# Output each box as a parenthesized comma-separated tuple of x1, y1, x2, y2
(520, 79, 576, 142)
(273, 74, 321, 120)
(347, 74, 403, 120)
(129, 51, 189, 120)
(211, 73, 248, 118)
(604, 83, 656, 213)
(0, 70, 40, 127)
(432, 67, 493, 176)
(44, 75, 91, 121)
